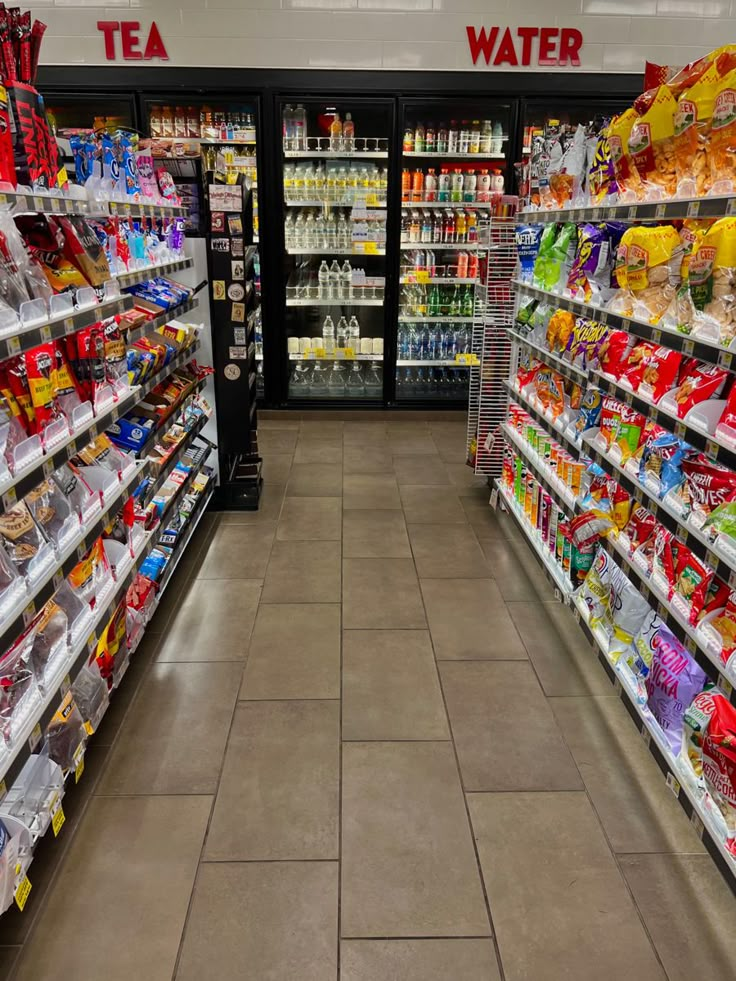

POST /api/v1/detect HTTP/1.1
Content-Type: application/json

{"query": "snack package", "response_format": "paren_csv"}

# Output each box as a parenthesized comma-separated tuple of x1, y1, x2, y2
(612, 404, 646, 464)
(16, 214, 90, 300)
(598, 330, 633, 378)
(101, 316, 127, 386)
(705, 595, 736, 670)
(515, 224, 543, 284)
(624, 504, 657, 552)
(609, 578, 652, 660)
(649, 525, 678, 590)
(716, 383, 736, 445)
(52, 462, 96, 519)
(566, 318, 607, 371)
(674, 61, 720, 198)
(681, 689, 736, 854)
(25, 479, 76, 546)
(547, 125, 587, 209)
(646, 633, 706, 753)
(608, 108, 644, 200)
(575, 388, 602, 437)
(567, 508, 616, 551)
(566, 224, 607, 302)
(0, 500, 49, 579)
(673, 361, 730, 418)
(629, 86, 678, 199)
(621, 225, 681, 324)
(599, 396, 622, 449)
(75, 433, 129, 476)
(534, 223, 577, 293)
(627, 611, 666, 701)
(51, 341, 84, 418)
(710, 62, 736, 194)
(703, 495, 736, 543)
(638, 346, 682, 404)
(674, 545, 714, 622)
(69, 326, 106, 404)
(577, 546, 612, 626)
(622, 341, 657, 390)
(25, 343, 63, 435)
(587, 127, 617, 205)
(682, 456, 736, 529)
(640, 432, 691, 496)
(0, 631, 36, 745)
(56, 215, 111, 295)
(689, 218, 736, 345)
(67, 538, 111, 608)
(546, 308, 575, 354)
(28, 599, 68, 682)
(45, 692, 86, 770)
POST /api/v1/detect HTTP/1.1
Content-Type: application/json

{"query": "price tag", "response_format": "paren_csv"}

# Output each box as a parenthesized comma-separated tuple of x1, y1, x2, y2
(0, 780, 7, 803)
(13, 194, 28, 213)
(313, 347, 326, 358)
(706, 439, 719, 459)
(363, 242, 379, 254)
(674, 421, 687, 438)
(599, 311, 608, 325)
(77, 540, 87, 561)
(624, 391, 633, 406)
(657, 601, 667, 618)
(67, 438, 77, 456)
(621, 318, 630, 332)
(727, 199, 736, 216)
(64, 317, 75, 335)
(50, 197, 61, 213)
(633, 486, 643, 504)
(40, 325, 52, 342)
(687, 200, 701, 217)
(2, 486, 17, 511)
(683, 339, 695, 355)
(7, 335, 21, 356)
(685, 634, 697, 655)
(640, 726, 651, 748)
(718, 350, 733, 370)
(651, 328, 662, 343)
(650, 500, 659, 517)
(490, 487, 499, 510)
(690, 812, 705, 839)
(51, 801, 66, 837)
(666, 772, 681, 798)
(75, 754, 85, 783)
(627, 205, 638, 220)
(33, 195, 43, 211)
(22, 600, 36, 626)
(718, 673, 734, 697)
(60, 674, 71, 696)
(416, 270, 430, 284)
(15, 875, 31, 912)
(655, 203, 667, 219)
(28, 722, 42, 752)
(87, 631, 97, 655)
(729, 568, 736, 590)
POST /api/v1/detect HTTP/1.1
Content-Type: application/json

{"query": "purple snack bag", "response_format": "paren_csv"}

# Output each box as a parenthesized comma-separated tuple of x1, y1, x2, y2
(566, 223, 604, 300)
(645, 627, 706, 754)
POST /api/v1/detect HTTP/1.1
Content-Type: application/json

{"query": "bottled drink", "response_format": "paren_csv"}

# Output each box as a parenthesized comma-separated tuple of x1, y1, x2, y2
(425, 124, 435, 153)
(421, 211, 432, 243)
(470, 121, 481, 154)
(468, 252, 479, 279)
(424, 168, 437, 202)
(459, 122, 471, 154)
(403, 126, 414, 153)
(284, 214, 295, 249)
(409, 211, 421, 243)
(290, 362, 312, 395)
(348, 315, 360, 350)
(341, 260, 353, 299)
(432, 326, 443, 361)
(401, 168, 411, 202)
(336, 316, 348, 349)
(318, 260, 330, 298)
(330, 113, 342, 151)
(457, 251, 469, 278)
(462, 285, 474, 317)
(293, 104, 307, 150)
(456, 325, 469, 353)
(463, 170, 477, 202)
(343, 112, 355, 152)
(420, 326, 431, 360)
(417, 284, 428, 316)
(398, 326, 408, 360)
(491, 169, 505, 193)
(480, 120, 493, 155)
(450, 285, 461, 316)
(477, 169, 491, 202)
(450, 169, 463, 203)
(447, 121, 459, 153)
(346, 362, 365, 397)
(310, 361, 328, 395)
(254, 308, 263, 356)
(456, 210, 467, 242)
(336, 212, 350, 249)
(428, 284, 441, 316)
(414, 121, 425, 153)
(322, 315, 336, 354)
(364, 363, 382, 398)
(437, 123, 448, 154)
(492, 121, 503, 155)
(438, 168, 450, 203)
(328, 362, 346, 396)
(329, 259, 342, 298)
(304, 212, 315, 248)
(466, 211, 478, 243)
(443, 210, 456, 244)
(412, 169, 424, 202)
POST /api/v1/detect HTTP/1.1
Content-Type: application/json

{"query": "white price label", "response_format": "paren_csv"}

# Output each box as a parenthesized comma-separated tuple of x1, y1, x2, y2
(640, 726, 651, 748)
(64, 317, 75, 335)
(666, 772, 681, 798)
(687, 200, 701, 217)
(651, 329, 661, 343)
(718, 350, 733, 370)
(682, 339, 695, 355)
(718, 673, 734, 697)
(28, 722, 42, 752)
(627, 205, 638, 220)
(655, 203, 666, 218)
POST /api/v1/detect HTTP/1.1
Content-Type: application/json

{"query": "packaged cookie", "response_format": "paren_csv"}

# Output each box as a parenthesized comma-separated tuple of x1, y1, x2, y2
(0, 501, 49, 579)
(628, 86, 678, 200)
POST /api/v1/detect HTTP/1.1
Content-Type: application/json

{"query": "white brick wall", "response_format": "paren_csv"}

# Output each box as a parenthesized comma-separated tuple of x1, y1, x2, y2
(37, 0, 736, 72)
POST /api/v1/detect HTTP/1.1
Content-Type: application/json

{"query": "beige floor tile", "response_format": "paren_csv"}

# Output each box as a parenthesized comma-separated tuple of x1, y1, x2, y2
(341, 940, 500, 980)
(400, 484, 468, 524)
(205, 701, 340, 860)
(221, 482, 286, 522)
(341, 741, 490, 938)
(479, 537, 551, 600)
(287, 463, 343, 497)
(176, 862, 338, 981)
(277, 496, 342, 541)
(258, 416, 301, 430)
(342, 630, 449, 740)
(343, 422, 389, 441)
(343, 558, 426, 629)
(294, 439, 343, 464)
(440, 662, 582, 792)
(389, 433, 440, 456)
(98, 662, 242, 795)
(261, 541, 341, 603)
(420, 579, 527, 660)
(342, 509, 411, 558)
(301, 419, 345, 436)
(156, 578, 261, 661)
(241, 604, 340, 699)
(259, 429, 299, 453)
(620, 854, 736, 981)
(197, 521, 276, 579)
(507, 600, 612, 696)
(261, 452, 294, 483)
(462, 499, 523, 538)
(552, 696, 705, 854)
(392, 454, 450, 485)
(13, 796, 211, 981)
(343, 473, 401, 509)
(408, 523, 490, 578)
(468, 792, 666, 981)
(0, 948, 17, 979)
(343, 445, 394, 474)
(445, 464, 490, 495)
(432, 436, 467, 464)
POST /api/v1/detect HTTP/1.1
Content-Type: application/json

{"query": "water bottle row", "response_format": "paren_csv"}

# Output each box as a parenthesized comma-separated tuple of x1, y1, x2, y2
(284, 162, 388, 201)
(290, 361, 383, 398)
(287, 261, 383, 302)
(398, 324, 472, 361)
(322, 314, 361, 352)
(396, 367, 470, 399)
(285, 210, 387, 251)
(400, 283, 474, 318)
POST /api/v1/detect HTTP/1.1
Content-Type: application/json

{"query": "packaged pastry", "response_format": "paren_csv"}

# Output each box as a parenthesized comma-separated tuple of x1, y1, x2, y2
(628, 86, 678, 200)
(608, 109, 643, 200)
(674, 61, 720, 198)
(0, 500, 49, 578)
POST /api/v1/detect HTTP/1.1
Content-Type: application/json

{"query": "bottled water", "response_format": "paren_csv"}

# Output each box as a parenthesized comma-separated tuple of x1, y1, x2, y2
(314, 213, 325, 250)
(304, 212, 315, 248)
(284, 214, 295, 249)
(398, 326, 408, 360)
(318, 261, 330, 298)
(290, 361, 311, 394)
(348, 315, 360, 350)
(337, 212, 350, 250)
(294, 213, 305, 249)
(282, 105, 295, 149)
(322, 315, 336, 354)
(432, 326, 443, 361)
(364, 363, 382, 398)
(310, 361, 328, 396)
(420, 326, 431, 360)
(324, 212, 336, 248)
(407, 325, 419, 359)
(329, 260, 341, 298)
(456, 326, 469, 354)
(346, 362, 365, 397)
(327, 362, 346, 396)
(336, 316, 348, 349)
(341, 260, 353, 299)
(293, 104, 307, 150)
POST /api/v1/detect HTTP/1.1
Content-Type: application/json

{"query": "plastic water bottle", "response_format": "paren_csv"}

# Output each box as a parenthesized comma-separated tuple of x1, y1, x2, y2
(348, 315, 360, 350)
(329, 259, 341, 298)
(293, 104, 307, 150)
(336, 316, 348, 349)
(420, 326, 431, 360)
(398, 327, 407, 360)
(346, 362, 365, 396)
(322, 315, 335, 354)
(318, 260, 330, 298)
(282, 104, 295, 149)
(337, 212, 350, 250)
(254, 308, 263, 357)
(432, 326, 443, 361)
(341, 260, 353, 300)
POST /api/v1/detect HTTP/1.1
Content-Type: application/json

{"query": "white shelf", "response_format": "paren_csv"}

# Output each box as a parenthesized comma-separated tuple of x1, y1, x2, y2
(403, 148, 507, 158)
(401, 200, 494, 208)
(286, 297, 384, 307)
(496, 481, 573, 596)
(397, 359, 472, 367)
(284, 198, 387, 208)
(286, 247, 386, 256)
(398, 316, 474, 323)
(284, 149, 388, 159)
(289, 352, 382, 361)
(400, 277, 476, 285)
(400, 240, 486, 251)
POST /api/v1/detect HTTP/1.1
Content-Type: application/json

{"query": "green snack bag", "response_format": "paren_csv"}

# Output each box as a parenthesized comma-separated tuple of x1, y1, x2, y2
(532, 223, 559, 288)
(541, 222, 578, 291)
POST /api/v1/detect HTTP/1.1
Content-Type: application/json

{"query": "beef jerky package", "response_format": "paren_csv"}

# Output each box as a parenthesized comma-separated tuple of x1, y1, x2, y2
(0, 499, 49, 579)
(75, 432, 128, 476)
(67, 537, 111, 608)
(56, 215, 111, 296)
(6, 79, 60, 189)
(51, 462, 96, 519)
(15, 214, 90, 300)
(45, 691, 85, 770)
(101, 316, 127, 386)
(0, 630, 36, 745)
(25, 343, 62, 434)
(70, 326, 106, 404)
(25, 478, 76, 547)
(51, 340, 83, 418)
(0, 82, 16, 187)
(28, 598, 68, 684)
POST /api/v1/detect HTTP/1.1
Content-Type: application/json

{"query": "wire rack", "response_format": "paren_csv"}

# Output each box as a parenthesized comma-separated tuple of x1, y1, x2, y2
(467, 217, 516, 476)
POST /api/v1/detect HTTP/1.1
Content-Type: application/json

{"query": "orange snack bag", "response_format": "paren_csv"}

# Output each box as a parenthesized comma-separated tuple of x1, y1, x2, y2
(629, 86, 678, 199)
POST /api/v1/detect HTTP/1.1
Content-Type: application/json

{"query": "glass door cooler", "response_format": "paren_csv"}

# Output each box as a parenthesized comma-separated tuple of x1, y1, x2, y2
(280, 97, 392, 402)
(396, 99, 513, 403)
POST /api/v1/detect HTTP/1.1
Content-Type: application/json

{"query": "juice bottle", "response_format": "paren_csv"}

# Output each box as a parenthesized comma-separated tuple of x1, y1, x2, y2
(401, 168, 411, 202)
(414, 121, 425, 153)
(343, 113, 355, 151)
(470, 121, 481, 154)
(412, 169, 424, 202)
(424, 168, 437, 201)
(437, 167, 450, 202)
(468, 252, 479, 279)
(437, 123, 448, 153)
(463, 170, 477, 202)
(455, 210, 467, 242)
(491, 169, 505, 193)
(443, 210, 455, 243)
(403, 126, 414, 152)
(421, 210, 433, 243)
(450, 168, 464, 203)
(457, 251, 469, 278)
(330, 113, 342, 151)
(466, 210, 477, 242)
(477, 168, 491, 202)
(425, 124, 435, 153)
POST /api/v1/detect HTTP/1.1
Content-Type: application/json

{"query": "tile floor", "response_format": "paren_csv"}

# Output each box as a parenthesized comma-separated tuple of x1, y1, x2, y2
(1, 415, 735, 980)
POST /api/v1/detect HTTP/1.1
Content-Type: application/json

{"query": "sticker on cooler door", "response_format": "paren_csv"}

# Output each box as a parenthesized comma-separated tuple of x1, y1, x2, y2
(228, 283, 245, 301)
(231, 302, 245, 322)
(224, 363, 241, 381)
(213, 281, 226, 300)
(231, 260, 244, 281)
(229, 346, 248, 360)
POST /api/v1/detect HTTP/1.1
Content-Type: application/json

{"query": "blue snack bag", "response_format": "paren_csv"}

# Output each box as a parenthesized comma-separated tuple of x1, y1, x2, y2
(515, 224, 543, 284)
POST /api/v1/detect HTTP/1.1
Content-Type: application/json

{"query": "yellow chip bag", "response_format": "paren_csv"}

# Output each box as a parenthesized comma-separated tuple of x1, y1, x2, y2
(629, 86, 678, 199)
(710, 62, 736, 194)
(674, 62, 720, 197)
(621, 225, 681, 323)
(608, 108, 643, 200)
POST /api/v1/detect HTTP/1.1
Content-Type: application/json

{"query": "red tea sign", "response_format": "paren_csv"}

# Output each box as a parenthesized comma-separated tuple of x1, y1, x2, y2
(97, 21, 169, 61)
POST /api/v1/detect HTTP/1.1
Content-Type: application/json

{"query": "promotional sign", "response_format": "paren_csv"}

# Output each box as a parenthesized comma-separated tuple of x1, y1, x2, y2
(466, 27, 584, 67)
(96, 21, 169, 61)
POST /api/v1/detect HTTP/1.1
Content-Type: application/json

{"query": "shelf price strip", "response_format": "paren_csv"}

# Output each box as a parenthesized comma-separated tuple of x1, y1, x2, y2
(517, 193, 736, 225)
(502, 379, 582, 460)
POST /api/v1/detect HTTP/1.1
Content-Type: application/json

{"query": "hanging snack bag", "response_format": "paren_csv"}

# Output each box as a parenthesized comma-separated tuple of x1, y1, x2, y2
(638, 346, 683, 403)
(548, 124, 587, 209)
(598, 329, 633, 379)
(710, 61, 736, 194)
(621, 340, 656, 389)
(664, 220, 711, 335)
(575, 388, 602, 437)
(689, 217, 736, 346)
(101, 316, 127, 386)
(650, 525, 678, 592)
(25, 479, 75, 546)
(25, 343, 63, 436)
(612, 404, 646, 463)
(716, 382, 736, 445)
(599, 395, 622, 449)
(627, 611, 666, 702)
(0, 500, 48, 578)
(75, 433, 129, 476)
(624, 224, 681, 324)
(535, 222, 577, 293)
(532, 224, 558, 288)
(674, 544, 714, 622)
(67, 538, 111, 608)
(577, 546, 612, 626)
(46, 691, 86, 770)
(546, 308, 575, 354)
(673, 361, 730, 418)
(515, 224, 543, 284)
(52, 462, 96, 519)
(51, 340, 83, 419)
(0, 631, 36, 744)
(28, 598, 68, 682)
(683, 456, 736, 529)
(624, 504, 657, 552)
(640, 432, 691, 496)
(56, 215, 111, 297)
(566, 224, 607, 303)
(7, 356, 35, 433)
(646, 634, 706, 753)
(71, 326, 106, 404)
(587, 127, 618, 205)
(608, 108, 644, 200)
(674, 61, 720, 197)
(628, 86, 678, 199)
(609, 579, 652, 660)
(705, 595, 736, 670)
(16, 214, 90, 300)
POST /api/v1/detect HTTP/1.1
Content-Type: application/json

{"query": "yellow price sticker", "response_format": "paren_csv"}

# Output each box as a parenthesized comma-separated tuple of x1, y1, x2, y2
(313, 347, 326, 358)
(455, 353, 479, 365)
(416, 270, 430, 284)
(343, 348, 355, 360)
(51, 804, 66, 837)
(75, 755, 85, 783)
(366, 193, 378, 206)
(15, 876, 31, 912)
(364, 242, 379, 254)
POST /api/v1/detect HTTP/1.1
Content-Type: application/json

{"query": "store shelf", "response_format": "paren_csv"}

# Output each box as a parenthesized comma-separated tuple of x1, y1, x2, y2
(518, 194, 736, 224)
(284, 150, 388, 159)
(0, 188, 187, 219)
(504, 380, 582, 459)
(286, 297, 384, 307)
(400, 240, 486, 250)
(140, 412, 210, 505)
(286, 247, 386, 256)
(0, 295, 134, 362)
(580, 431, 736, 589)
(125, 297, 201, 346)
(156, 479, 214, 597)
(513, 280, 736, 369)
(403, 150, 507, 158)
(114, 257, 193, 290)
(134, 380, 208, 462)
(501, 423, 577, 513)
(289, 352, 382, 361)
(0, 341, 201, 514)
(398, 316, 474, 323)
(397, 358, 474, 367)
(401, 200, 494, 209)
(507, 327, 589, 385)
(284, 198, 387, 208)
(400, 276, 477, 285)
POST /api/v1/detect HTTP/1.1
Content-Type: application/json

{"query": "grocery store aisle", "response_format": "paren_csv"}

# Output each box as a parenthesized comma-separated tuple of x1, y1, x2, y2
(3, 415, 736, 981)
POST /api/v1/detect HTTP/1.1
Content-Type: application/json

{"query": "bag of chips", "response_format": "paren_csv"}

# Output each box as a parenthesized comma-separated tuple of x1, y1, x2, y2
(598, 330, 633, 378)
(627, 611, 666, 702)
(566, 224, 606, 302)
(621, 341, 657, 390)
(577, 546, 612, 626)
(674, 61, 720, 198)
(629, 86, 678, 200)
(674, 544, 714, 622)
(599, 396, 622, 449)
(609, 578, 652, 661)
(704, 595, 736, 670)
(624, 505, 657, 553)
(565, 318, 607, 371)
(683, 456, 736, 529)
(0, 631, 36, 745)
(638, 346, 682, 403)
(609, 109, 644, 200)
(546, 308, 575, 354)
(673, 361, 730, 418)
(710, 61, 736, 194)
(612, 404, 646, 464)
(587, 127, 618, 205)
(575, 388, 602, 437)
(515, 224, 543, 284)
(67, 538, 111, 608)
(622, 225, 681, 324)
(646, 634, 706, 753)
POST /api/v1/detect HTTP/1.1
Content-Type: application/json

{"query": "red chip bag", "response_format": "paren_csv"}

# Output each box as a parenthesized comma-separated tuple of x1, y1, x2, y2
(622, 341, 656, 389)
(638, 346, 683, 403)
(683, 456, 736, 525)
(517, 359, 543, 390)
(598, 330, 633, 378)
(706, 595, 736, 666)
(599, 396, 622, 448)
(673, 362, 730, 418)
(697, 577, 732, 624)
(716, 384, 736, 445)
(25, 343, 61, 433)
(674, 544, 713, 622)
(52, 341, 83, 418)
(625, 504, 657, 550)
(72, 326, 106, 403)
(0, 365, 29, 437)
(7, 357, 35, 433)
(648, 525, 677, 592)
